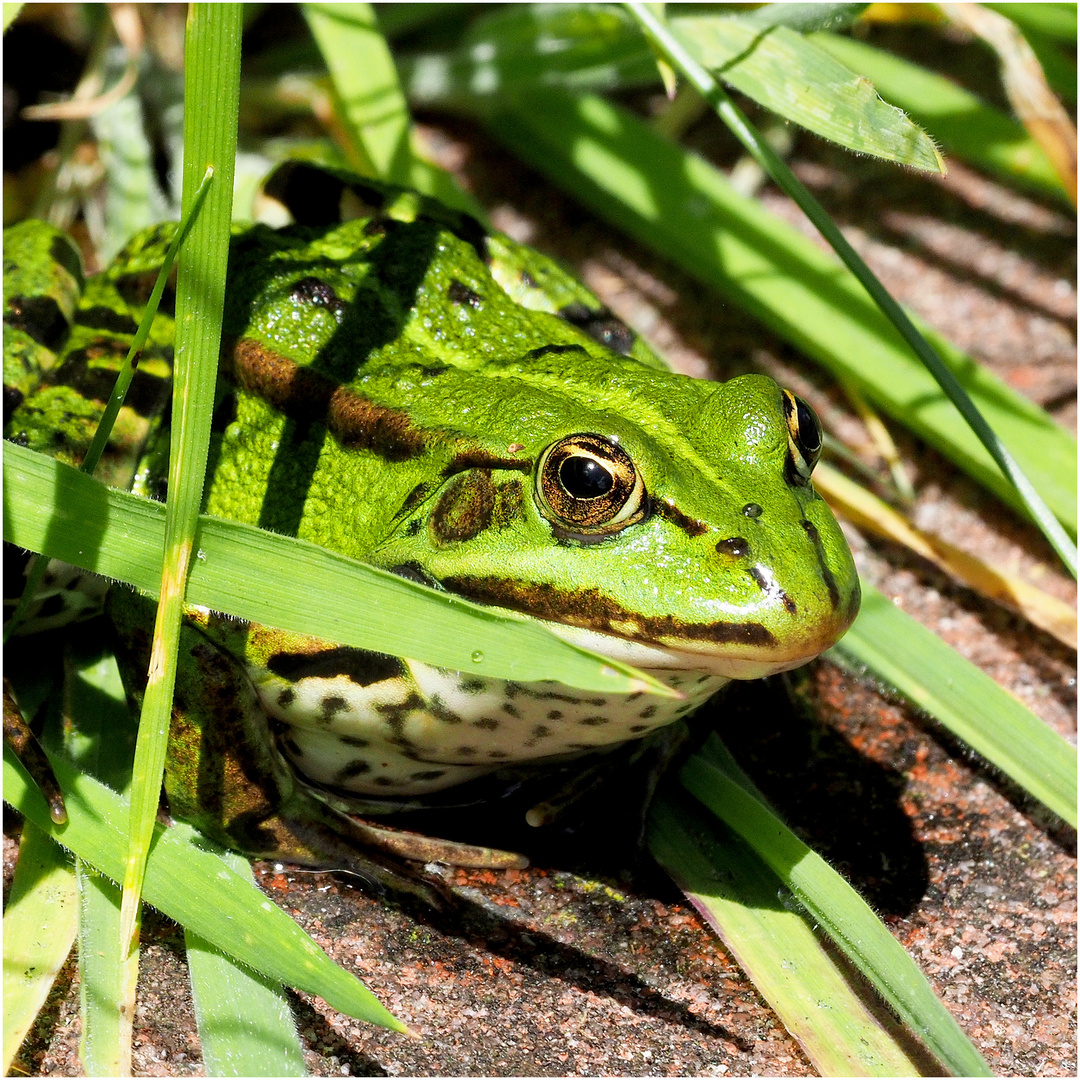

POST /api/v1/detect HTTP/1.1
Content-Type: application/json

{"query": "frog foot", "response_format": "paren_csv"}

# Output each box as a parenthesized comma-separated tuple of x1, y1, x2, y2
(342, 817, 529, 870)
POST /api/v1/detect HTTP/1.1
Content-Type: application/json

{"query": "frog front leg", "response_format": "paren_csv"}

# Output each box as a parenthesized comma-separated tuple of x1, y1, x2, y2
(107, 590, 464, 905)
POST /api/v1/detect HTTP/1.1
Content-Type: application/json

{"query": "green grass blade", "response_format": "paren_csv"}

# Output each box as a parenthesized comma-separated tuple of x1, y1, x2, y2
(76, 860, 131, 1077)
(831, 584, 1078, 826)
(120, 0, 242, 963)
(3, 744, 407, 1033)
(303, 2, 407, 179)
(682, 736, 993, 1077)
(185, 842, 306, 1077)
(670, 12, 943, 171)
(734, 3, 869, 34)
(811, 31, 1070, 202)
(984, 2, 1077, 41)
(477, 88, 1077, 536)
(629, 3, 1076, 573)
(2, 825, 78, 1074)
(399, 3, 660, 107)
(304, 1, 487, 220)
(648, 795, 927, 1076)
(2, 443, 671, 697)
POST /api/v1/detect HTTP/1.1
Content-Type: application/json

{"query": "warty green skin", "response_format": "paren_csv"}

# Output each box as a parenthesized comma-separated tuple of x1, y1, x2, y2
(4, 165, 859, 874)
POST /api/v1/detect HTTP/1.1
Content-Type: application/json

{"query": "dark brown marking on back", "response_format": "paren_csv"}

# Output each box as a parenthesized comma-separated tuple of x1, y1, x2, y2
(523, 343, 589, 363)
(558, 301, 636, 356)
(289, 276, 348, 314)
(230, 339, 427, 461)
(448, 280, 483, 308)
(54, 342, 170, 416)
(5, 295, 70, 351)
(73, 305, 139, 335)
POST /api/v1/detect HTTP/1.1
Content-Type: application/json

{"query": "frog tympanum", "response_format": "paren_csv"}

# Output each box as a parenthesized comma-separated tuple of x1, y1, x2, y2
(4, 162, 859, 893)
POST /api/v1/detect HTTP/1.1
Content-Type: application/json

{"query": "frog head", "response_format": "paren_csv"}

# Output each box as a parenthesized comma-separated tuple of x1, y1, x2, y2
(369, 356, 860, 680)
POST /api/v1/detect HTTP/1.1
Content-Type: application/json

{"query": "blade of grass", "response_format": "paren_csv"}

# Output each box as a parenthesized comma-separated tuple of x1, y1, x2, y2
(119, 1, 242, 991)
(682, 735, 993, 1077)
(627, 2, 1076, 575)
(648, 794, 930, 1076)
(184, 840, 306, 1078)
(831, 584, 1077, 827)
(3, 443, 673, 697)
(3, 744, 407, 1033)
(811, 30, 1070, 203)
(76, 861, 133, 1077)
(816, 462, 1077, 649)
(2, 824, 78, 1074)
(671, 11, 943, 171)
(303, 1, 486, 220)
(477, 87, 1076, 537)
(984, 2, 1077, 42)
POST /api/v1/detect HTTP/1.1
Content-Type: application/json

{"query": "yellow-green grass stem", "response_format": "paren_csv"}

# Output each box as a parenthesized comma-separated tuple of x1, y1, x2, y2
(118, 0, 241, 1025)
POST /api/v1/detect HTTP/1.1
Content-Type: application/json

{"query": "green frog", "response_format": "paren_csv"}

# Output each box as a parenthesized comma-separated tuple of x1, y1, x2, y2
(4, 162, 859, 891)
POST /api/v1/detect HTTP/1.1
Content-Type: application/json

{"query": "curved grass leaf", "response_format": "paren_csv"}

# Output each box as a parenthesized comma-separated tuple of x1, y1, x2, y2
(2, 443, 670, 697)
(735, 3, 868, 35)
(303, 1, 487, 220)
(831, 584, 1077, 827)
(2, 825, 78, 1074)
(185, 841, 306, 1078)
(475, 87, 1076, 536)
(649, 795, 929, 1076)
(984, 2, 1077, 42)
(670, 12, 943, 172)
(76, 861, 132, 1076)
(119, 0, 243, 1010)
(3, 745, 407, 1033)
(811, 31, 1070, 202)
(681, 736, 993, 1078)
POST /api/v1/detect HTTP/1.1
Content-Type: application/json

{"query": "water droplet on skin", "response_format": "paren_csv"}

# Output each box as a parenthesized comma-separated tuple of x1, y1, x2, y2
(471, 651, 484, 663)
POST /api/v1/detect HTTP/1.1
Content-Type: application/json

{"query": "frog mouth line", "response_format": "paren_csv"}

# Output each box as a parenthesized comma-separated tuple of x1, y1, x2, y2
(440, 575, 777, 650)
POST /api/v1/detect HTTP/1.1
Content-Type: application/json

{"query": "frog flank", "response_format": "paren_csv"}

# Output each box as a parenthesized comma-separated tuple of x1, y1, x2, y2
(4, 162, 859, 872)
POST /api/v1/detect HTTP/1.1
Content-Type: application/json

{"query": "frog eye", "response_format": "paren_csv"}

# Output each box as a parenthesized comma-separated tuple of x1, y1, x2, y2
(535, 433, 647, 538)
(782, 389, 823, 485)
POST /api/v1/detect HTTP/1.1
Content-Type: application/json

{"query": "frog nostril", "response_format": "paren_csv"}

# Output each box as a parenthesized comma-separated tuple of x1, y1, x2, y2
(716, 536, 749, 558)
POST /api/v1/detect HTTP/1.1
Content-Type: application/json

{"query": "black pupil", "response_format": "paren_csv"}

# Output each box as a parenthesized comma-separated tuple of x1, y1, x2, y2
(796, 398, 821, 455)
(559, 456, 613, 499)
